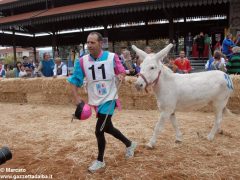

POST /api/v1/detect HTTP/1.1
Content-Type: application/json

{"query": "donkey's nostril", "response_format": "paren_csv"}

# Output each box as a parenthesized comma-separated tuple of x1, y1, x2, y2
(140, 84, 143, 87)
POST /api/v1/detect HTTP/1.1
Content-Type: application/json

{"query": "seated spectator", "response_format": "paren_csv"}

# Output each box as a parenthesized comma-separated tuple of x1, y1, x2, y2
(13, 61, 22, 77)
(134, 56, 141, 74)
(226, 46, 240, 74)
(32, 61, 42, 77)
(121, 49, 137, 76)
(5, 64, 15, 78)
(22, 56, 34, 70)
(36, 52, 54, 77)
(0, 63, 6, 77)
(165, 56, 179, 73)
(53, 57, 68, 77)
(19, 65, 28, 77)
(174, 51, 192, 73)
(205, 50, 226, 72)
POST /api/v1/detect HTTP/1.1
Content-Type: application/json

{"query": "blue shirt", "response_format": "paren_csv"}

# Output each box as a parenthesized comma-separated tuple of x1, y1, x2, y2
(67, 51, 116, 115)
(41, 59, 54, 77)
(222, 38, 235, 57)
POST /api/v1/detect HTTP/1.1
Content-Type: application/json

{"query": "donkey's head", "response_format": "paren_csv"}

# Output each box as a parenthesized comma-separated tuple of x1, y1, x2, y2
(132, 44, 173, 91)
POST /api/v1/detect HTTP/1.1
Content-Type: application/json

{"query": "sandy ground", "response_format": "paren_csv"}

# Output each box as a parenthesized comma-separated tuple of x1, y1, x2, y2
(0, 103, 240, 180)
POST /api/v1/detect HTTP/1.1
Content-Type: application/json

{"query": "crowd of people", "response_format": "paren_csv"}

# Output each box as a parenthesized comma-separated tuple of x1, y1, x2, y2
(0, 31, 240, 79)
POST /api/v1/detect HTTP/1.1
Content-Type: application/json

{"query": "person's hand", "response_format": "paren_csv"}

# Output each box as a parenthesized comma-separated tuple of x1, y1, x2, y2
(117, 73, 125, 82)
(75, 96, 83, 106)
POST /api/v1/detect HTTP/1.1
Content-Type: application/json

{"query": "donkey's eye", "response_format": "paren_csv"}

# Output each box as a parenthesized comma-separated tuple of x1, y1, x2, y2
(150, 66, 155, 70)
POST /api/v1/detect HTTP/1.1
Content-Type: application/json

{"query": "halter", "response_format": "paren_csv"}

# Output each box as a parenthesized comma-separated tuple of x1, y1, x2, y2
(139, 70, 161, 93)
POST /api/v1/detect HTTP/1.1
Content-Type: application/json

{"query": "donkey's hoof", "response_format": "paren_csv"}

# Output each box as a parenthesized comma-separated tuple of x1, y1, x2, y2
(175, 140, 182, 144)
(207, 134, 214, 141)
(146, 142, 154, 149)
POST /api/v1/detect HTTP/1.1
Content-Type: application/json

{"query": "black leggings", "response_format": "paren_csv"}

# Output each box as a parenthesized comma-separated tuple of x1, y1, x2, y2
(95, 113, 131, 162)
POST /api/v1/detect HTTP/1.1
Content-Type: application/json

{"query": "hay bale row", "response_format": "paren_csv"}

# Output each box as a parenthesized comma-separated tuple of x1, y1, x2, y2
(0, 75, 239, 112)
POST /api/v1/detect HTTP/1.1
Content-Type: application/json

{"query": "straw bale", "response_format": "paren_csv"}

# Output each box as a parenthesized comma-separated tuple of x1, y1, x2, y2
(0, 75, 239, 113)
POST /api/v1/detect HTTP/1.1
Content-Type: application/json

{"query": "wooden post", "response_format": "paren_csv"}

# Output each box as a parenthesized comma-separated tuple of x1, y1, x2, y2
(12, 29, 17, 64)
(169, 17, 174, 43)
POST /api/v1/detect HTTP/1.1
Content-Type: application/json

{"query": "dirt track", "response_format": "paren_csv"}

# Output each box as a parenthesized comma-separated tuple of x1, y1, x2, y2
(0, 103, 240, 180)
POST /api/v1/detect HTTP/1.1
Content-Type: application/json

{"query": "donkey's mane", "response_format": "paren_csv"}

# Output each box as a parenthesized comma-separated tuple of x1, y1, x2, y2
(162, 64, 174, 74)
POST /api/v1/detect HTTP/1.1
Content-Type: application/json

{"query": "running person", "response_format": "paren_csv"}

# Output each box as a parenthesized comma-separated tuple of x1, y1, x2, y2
(68, 32, 137, 172)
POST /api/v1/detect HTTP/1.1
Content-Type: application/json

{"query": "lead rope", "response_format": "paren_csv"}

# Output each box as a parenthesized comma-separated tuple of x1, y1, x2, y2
(100, 79, 123, 132)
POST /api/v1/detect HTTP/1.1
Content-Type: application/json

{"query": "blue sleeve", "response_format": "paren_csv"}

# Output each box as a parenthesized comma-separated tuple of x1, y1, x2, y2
(67, 59, 84, 87)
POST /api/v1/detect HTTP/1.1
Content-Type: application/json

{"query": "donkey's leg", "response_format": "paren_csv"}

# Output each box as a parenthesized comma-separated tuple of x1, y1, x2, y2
(170, 113, 182, 142)
(207, 101, 226, 141)
(147, 112, 170, 148)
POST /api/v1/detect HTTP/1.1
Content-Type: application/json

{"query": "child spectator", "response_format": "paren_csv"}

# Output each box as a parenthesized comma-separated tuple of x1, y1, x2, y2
(19, 65, 28, 77)
(206, 50, 226, 72)
(166, 56, 179, 73)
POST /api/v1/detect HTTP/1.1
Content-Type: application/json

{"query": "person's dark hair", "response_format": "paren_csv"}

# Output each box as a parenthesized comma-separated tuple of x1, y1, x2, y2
(22, 56, 28, 60)
(89, 31, 103, 41)
(15, 61, 22, 71)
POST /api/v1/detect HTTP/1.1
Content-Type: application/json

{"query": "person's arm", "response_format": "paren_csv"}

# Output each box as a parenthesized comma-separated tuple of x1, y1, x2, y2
(186, 60, 192, 73)
(67, 58, 84, 104)
(53, 64, 57, 76)
(113, 54, 126, 81)
(70, 84, 82, 105)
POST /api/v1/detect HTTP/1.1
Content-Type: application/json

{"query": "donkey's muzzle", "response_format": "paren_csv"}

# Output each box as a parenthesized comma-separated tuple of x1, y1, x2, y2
(135, 82, 144, 91)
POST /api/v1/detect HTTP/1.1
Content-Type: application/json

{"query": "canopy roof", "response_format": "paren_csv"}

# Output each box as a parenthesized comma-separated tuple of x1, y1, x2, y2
(0, 0, 230, 46)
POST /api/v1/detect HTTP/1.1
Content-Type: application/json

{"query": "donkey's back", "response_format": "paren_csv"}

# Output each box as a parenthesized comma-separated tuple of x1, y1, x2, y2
(171, 70, 233, 111)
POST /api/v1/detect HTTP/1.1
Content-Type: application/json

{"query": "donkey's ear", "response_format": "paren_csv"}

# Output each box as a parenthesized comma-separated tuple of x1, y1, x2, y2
(132, 45, 147, 60)
(155, 44, 173, 61)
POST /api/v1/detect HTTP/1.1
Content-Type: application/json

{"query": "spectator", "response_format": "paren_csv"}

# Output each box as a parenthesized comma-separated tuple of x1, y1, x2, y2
(144, 46, 153, 54)
(53, 57, 68, 77)
(235, 34, 240, 47)
(5, 64, 15, 78)
(67, 49, 76, 76)
(222, 33, 235, 58)
(0, 63, 5, 77)
(37, 52, 54, 77)
(226, 46, 240, 74)
(165, 56, 179, 73)
(205, 50, 226, 72)
(13, 61, 22, 77)
(22, 56, 34, 70)
(214, 40, 222, 52)
(32, 61, 42, 77)
(174, 32, 179, 54)
(196, 32, 205, 59)
(184, 32, 193, 57)
(19, 65, 28, 77)
(135, 56, 141, 74)
(121, 49, 137, 76)
(174, 51, 192, 73)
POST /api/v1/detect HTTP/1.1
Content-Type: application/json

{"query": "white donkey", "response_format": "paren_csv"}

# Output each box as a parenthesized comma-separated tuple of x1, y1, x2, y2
(133, 44, 234, 148)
